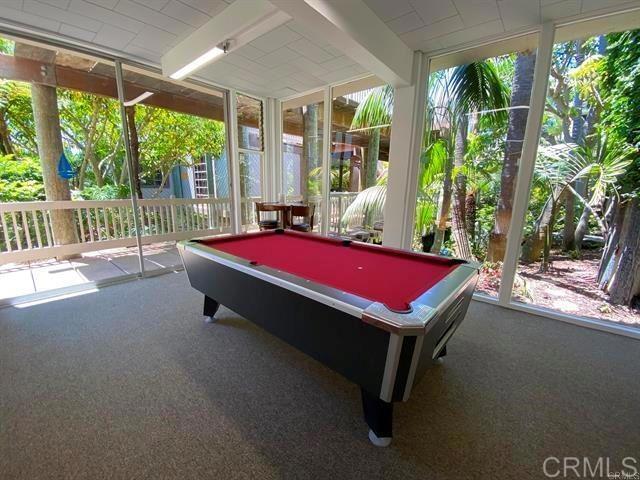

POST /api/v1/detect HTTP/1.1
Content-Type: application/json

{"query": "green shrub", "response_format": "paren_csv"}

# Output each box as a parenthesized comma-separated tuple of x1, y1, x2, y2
(0, 155, 44, 202)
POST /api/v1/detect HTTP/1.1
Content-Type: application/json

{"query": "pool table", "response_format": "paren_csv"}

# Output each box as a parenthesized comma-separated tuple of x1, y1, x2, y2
(178, 229, 479, 446)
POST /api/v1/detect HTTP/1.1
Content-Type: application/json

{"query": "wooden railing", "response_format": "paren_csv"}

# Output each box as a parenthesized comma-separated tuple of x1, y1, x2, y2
(0, 197, 262, 263)
(283, 192, 359, 234)
(329, 192, 359, 233)
(0, 193, 356, 264)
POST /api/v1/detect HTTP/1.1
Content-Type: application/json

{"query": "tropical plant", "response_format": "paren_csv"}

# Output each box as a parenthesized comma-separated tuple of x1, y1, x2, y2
(340, 185, 386, 231)
(525, 132, 633, 270)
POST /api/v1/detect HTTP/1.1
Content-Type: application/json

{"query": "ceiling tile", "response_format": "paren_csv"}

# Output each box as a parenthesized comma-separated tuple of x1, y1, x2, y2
(132, 24, 177, 51)
(39, 0, 71, 8)
(363, 0, 415, 22)
(497, 0, 541, 30)
(234, 44, 265, 61)
(0, 5, 60, 31)
(85, 0, 118, 7)
(123, 43, 162, 62)
(250, 25, 301, 53)
(290, 56, 330, 77)
(254, 47, 300, 67)
(387, 11, 425, 34)
(266, 62, 298, 78)
(410, 0, 458, 25)
(287, 37, 334, 63)
(320, 55, 356, 72)
(322, 44, 343, 57)
(319, 65, 365, 84)
(69, 0, 145, 34)
(59, 23, 97, 42)
(438, 18, 504, 47)
(23, 0, 102, 32)
(115, 0, 191, 36)
(453, 0, 501, 26)
(285, 20, 330, 47)
(131, 0, 170, 10)
(93, 23, 136, 50)
(581, 0, 631, 11)
(541, 0, 581, 21)
(180, 0, 228, 15)
(161, 0, 208, 28)
(399, 14, 464, 47)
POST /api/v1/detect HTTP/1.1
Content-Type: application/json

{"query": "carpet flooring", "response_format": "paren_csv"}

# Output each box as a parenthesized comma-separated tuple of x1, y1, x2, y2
(1, 271, 638, 479)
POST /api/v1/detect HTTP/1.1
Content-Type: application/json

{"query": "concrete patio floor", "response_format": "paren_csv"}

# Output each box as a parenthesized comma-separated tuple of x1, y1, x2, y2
(0, 242, 182, 302)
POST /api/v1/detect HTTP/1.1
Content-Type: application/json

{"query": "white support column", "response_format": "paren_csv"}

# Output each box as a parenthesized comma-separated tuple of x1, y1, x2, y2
(381, 51, 427, 250)
(227, 89, 242, 234)
(498, 23, 555, 305)
(320, 86, 332, 236)
(263, 97, 282, 202)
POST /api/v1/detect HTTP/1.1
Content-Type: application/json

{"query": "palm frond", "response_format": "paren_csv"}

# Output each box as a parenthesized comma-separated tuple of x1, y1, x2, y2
(340, 185, 386, 229)
(350, 85, 393, 131)
(449, 62, 510, 123)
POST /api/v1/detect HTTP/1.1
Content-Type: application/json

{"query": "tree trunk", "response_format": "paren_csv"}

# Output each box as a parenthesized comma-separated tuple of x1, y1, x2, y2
(487, 51, 536, 262)
(564, 40, 584, 251)
(563, 191, 576, 250)
(451, 116, 473, 260)
(432, 151, 453, 254)
(349, 156, 361, 192)
(301, 105, 318, 201)
(0, 113, 15, 155)
(598, 198, 621, 286)
(522, 195, 553, 262)
(608, 198, 640, 306)
(541, 200, 558, 272)
(125, 105, 142, 199)
(363, 129, 380, 189)
(31, 83, 78, 253)
(465, 192, 476, 244)
(574, 195, 591, 251)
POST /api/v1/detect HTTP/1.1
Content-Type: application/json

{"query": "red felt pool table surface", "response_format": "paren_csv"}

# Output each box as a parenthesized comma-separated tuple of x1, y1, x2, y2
(197, 231, 461, 312)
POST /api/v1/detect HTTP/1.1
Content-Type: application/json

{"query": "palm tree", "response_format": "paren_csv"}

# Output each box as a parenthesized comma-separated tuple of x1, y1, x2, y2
(522, 133, 633, 270)
(446, 62, 509, 259)
(350, 85, 393, 190)
(345, 62, 508, 258)
(486, 51, 537, 261)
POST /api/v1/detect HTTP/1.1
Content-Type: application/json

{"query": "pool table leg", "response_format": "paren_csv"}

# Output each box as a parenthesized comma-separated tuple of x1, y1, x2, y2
(203, 295, 220, 323)
(433, 345, 447, 365)
(361, 388, 393, 447)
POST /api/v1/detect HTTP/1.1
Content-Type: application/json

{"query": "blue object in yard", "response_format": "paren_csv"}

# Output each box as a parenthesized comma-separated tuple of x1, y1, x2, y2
(57, 152, 77, 179)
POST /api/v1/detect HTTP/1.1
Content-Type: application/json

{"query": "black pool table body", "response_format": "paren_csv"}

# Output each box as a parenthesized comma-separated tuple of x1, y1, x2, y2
(178, 230, 479, 446)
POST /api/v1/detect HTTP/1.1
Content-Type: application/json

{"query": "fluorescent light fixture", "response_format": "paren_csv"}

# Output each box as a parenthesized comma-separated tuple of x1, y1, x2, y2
(123, 91, 154, 107)
(169, 46, 225, 80)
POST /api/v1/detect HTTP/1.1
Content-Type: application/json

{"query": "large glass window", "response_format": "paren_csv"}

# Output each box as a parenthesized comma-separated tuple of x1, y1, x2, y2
(281, 94, 325, 231)
(330, 84, 392, 242)
(413, 47, 537, 297)
(0, 33, 231, 303)
(512, 26, 640, 329)
(0, 36, 135, 298)
(119, 69, 228, 269)
(236, 93, 264, 231)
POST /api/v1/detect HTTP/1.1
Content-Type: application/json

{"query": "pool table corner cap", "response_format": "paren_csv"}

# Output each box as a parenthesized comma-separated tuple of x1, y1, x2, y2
(362, 302, 437, 335)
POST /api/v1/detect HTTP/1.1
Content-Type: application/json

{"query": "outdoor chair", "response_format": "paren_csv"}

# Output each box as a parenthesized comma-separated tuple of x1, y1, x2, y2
(255, 202, 281, 230)
(289, 204, 315, 232)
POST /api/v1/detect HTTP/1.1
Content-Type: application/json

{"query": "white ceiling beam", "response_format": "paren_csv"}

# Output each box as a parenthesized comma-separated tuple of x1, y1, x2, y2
(161, 0, 290, 79)
(270, 0, 414, 87)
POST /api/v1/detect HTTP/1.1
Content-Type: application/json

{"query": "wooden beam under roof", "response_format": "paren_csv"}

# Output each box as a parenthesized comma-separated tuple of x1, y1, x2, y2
(0, 53, 225, 122)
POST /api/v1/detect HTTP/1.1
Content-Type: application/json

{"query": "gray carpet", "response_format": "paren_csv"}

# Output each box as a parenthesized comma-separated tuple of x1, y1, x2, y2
(1, 272, 638, 479)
